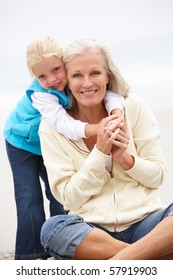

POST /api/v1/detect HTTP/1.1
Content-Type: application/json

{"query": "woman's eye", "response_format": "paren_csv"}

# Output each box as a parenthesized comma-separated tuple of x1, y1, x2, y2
(53, 67, 60, 73)
(91, 71, 100, 76)
(72, 73, 81, 78)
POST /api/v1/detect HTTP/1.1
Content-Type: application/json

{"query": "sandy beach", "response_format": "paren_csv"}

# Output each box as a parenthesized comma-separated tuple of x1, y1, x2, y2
(1, 108, 173, 260)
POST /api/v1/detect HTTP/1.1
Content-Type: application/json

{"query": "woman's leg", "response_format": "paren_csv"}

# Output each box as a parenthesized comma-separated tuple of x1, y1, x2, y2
(78, 206, 173, 260)
(5, 141, 49, 260)
(74, 227, 129, 259)
(112, 208, 173, 260)
(76, 216, 173, 260)
(41, 215, 129, 260)
(41, 209, 173, 260)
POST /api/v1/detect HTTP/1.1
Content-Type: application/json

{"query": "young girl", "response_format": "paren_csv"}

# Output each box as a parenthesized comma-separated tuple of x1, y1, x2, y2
(3, 36, 125, 260)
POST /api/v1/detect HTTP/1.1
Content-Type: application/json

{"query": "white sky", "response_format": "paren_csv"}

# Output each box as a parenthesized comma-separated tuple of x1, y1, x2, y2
(0, 0, 173, 112)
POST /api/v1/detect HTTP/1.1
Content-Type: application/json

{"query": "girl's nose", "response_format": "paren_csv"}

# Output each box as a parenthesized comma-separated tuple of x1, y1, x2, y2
(48, 76, 56, 85)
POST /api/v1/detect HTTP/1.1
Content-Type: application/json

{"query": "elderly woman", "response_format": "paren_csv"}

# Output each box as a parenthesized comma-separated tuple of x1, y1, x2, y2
(39, 39, 173, 260)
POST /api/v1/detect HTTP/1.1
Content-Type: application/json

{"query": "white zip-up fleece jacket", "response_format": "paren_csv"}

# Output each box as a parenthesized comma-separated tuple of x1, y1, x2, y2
(39, 94, 167, 232)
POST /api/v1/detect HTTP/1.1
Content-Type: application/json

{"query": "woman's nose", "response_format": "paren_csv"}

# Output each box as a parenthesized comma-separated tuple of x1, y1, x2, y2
(82, 78, 93, 87)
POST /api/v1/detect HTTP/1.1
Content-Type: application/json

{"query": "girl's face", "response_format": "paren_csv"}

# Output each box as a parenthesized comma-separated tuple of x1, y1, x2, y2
(32, 56, 68, 91)
(66, 50, 109, 108)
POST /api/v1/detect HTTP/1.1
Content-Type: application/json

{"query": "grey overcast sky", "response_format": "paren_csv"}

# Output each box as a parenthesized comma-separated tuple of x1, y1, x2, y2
(0, 0, 173, 112)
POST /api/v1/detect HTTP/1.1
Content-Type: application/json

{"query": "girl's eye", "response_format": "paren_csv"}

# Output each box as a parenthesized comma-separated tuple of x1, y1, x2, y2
(38, 74, 45, 80)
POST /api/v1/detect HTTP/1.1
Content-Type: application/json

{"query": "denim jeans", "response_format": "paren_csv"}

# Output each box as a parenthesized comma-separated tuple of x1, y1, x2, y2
(41, 203, 173, 260)
(5, 140, 66, 260)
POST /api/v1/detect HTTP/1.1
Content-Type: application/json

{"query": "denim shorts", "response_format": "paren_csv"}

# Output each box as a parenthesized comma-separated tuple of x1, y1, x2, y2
(41, 203, 173, 260)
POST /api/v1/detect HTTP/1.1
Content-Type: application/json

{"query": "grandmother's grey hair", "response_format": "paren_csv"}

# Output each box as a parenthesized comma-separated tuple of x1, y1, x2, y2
(63, 39, 129, 98)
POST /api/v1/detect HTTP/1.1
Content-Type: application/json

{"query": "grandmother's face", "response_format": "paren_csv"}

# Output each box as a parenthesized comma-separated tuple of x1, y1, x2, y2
(66, 50, 109, 108)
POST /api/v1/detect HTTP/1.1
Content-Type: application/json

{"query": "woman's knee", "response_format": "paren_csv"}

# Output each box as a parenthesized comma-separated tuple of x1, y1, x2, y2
(41, 214, 67, 247)
(40, 215, 93, 259)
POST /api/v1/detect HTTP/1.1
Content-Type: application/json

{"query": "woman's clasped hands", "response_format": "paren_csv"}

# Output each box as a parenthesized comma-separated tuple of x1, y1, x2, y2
(96, 114, 133, 170)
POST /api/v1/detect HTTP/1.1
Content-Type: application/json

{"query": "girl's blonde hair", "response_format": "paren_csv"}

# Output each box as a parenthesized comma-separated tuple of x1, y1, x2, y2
(63, 39, 129, 97)
(26, 36, 64, 76)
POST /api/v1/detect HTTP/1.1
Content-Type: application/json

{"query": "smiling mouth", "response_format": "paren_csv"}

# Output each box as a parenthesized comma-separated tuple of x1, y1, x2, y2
(81, 90, 97, 95)
(53, 82, 61, 88)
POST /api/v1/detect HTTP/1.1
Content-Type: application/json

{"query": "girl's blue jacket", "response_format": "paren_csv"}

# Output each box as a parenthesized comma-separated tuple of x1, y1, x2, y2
(3, 79, 69, 155)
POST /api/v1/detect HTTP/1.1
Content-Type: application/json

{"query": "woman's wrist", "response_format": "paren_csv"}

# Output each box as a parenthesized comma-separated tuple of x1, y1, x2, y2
(118, 152, 135, 170)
